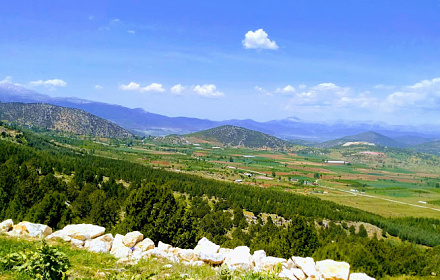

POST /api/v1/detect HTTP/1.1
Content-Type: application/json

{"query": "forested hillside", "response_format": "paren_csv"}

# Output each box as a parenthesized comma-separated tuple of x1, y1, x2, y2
(0, 124, 439, 278)
(186, 125, 290, 149)
(0, 102, 133, 138)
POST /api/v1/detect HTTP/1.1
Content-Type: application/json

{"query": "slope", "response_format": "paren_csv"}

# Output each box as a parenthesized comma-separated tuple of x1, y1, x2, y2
(0, 102, 133, 138)
(316, 131, 406, 148)
(185, 125, 290, 149)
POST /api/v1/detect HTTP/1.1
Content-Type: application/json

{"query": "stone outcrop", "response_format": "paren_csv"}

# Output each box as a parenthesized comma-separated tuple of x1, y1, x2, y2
(0, 219, 375, 280)
(316, 259, 350, 280)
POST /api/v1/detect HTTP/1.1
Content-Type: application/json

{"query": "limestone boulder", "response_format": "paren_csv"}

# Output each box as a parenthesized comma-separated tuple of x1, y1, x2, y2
(9, 221, 52, 237)
(122, 231, 143, 248)
(158, 241, 172, 252)
(259, 256, 287, 272)
(292, 257, 318, 279)
(316, 260, 350, 280)
(199, 251, 225, 265)
(291, 268, 306, 280)
(53, 224, 105, 241)
(111, 234, 133, 259)
(85, 233, 113, 253)
(252, 250, 267, 271)
(134, 238, 155, 252)
(194, 237, 220, 255)
(349, 273, 375, 280)
(0, 219, 13, 232)
(226, 246, 252, 271)
(177, 249, 197, 262)
(278, 268, 297, 280)
(71, 238, 85, 248)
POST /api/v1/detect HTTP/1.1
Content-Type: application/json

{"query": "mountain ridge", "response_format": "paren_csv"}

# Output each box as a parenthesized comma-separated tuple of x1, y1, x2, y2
(2, 82, 440, 141)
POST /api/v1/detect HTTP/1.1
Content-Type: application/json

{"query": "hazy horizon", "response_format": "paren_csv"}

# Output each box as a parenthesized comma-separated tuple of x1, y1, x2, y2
(1, 1, 440, 125)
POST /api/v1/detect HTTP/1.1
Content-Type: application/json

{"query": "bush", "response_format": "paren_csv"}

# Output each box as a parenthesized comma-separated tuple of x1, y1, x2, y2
(0, 240, 70, 280)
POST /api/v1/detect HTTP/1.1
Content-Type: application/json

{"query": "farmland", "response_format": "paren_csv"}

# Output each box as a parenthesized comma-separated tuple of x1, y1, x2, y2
(50, 132, 440, 219)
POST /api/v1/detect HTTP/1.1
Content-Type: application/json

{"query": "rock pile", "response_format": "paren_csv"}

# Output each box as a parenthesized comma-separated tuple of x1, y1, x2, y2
(0, 220, 375, 280)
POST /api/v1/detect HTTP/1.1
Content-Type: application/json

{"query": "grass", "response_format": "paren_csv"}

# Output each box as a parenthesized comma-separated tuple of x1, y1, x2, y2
(0, 235, 217, 280)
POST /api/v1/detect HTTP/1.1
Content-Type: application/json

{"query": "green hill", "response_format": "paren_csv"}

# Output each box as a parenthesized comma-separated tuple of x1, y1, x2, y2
(186, 125, 290, 149)
(316, 131, 405, 148)
(0, 102, 133, 138)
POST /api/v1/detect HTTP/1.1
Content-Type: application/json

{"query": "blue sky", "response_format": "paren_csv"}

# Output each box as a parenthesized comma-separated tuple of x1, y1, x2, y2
(1, 1, 440, 125)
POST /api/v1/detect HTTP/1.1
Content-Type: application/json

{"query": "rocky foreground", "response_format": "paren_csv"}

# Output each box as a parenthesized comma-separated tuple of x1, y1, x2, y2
(0, 220, 375, 280)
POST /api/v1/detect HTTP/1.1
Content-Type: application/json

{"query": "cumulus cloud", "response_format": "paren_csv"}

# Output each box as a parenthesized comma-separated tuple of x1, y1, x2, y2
(119, 82, 165, 93)
(193, 84, 224, 98)
(127, 30, 135, 34)
(95, 85, 103, 90)
(242, 29, 278, 50)
(111, 18, 120, 23)
(276, 85, 295, 93)
(143, 83, 165, 92)
(29, 79, 67, 88)
(170, 84, 185, 94)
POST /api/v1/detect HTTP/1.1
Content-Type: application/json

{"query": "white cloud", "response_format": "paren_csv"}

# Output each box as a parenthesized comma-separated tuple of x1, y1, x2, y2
(119, 82, 165, 93)
(0, 76, 12, 84)
(276, 85, 295, 93)
(111, 18, 120, 23)
(170, 84, 185, 94)
(406, 77, 440, 90)
(127, 30, 135, 34)
(255, 86, 272, 95)
(29, 79, 67, 88)
(119, 82, 141, 91)
(143, 83, 165, 92)
(88, 15, 95, 21)
(193, 84, 224, 98)
(95, 85, 103, 90)
(242, 29, 278, 50)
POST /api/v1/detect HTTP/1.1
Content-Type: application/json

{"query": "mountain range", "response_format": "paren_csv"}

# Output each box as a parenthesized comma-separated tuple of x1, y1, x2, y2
(1, 82, 440, 142)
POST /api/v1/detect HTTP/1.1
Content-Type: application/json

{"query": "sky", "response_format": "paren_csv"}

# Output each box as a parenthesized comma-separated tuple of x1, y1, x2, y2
(1, 0, 440, 125)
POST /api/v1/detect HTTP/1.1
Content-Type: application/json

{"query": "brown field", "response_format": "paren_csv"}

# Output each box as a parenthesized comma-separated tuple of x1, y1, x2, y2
(193, 152, 208, 157)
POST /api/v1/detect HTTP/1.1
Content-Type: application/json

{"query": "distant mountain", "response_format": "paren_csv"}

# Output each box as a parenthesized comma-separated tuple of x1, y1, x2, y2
(186, 125, 290, 149)
(316, 131, 406, 148)
(0, 102, 133, 138)
(2, 82, 440, 141)
(393, 135, 436, 146)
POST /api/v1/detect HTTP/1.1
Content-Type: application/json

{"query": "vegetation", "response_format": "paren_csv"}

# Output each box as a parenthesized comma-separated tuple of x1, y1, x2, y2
(0, 102, 133, 138)
(0, 124, 440, 278)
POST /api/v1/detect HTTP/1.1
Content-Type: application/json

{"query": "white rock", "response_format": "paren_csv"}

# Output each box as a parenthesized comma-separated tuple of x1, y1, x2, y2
(199, 252, 225, 265)
(0, 219, 13, 232)
(194, 237, 220, 255)
(226, 246, 252, 271)
(316, 260, 350, 280)
(9, 221, 52, 237)
(252, 250, 267, 271)
(85, 234, 113, 253)
(71, 238, 85, 248)
(111, 234, 133, 259)
(292, 268, 306, 280)
(292, 257, 318, 278)
(59, 224, 105, 241)
(122, 231, 143, 248)
(279, 268, 298, 280)
(349, 273, 375, 280)
(85, 239, 109, 253)
(158, 241, 172, 252)
(134, 238, 155, 252)
(260, 256, 287, 271)
(178, 249, 197, 262)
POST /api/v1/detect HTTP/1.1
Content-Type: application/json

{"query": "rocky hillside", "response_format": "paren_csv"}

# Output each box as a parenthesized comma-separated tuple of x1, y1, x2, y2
(0, 102, 133, 138)
(186, 125, 290, 149)
(0, 219, 375, 280)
